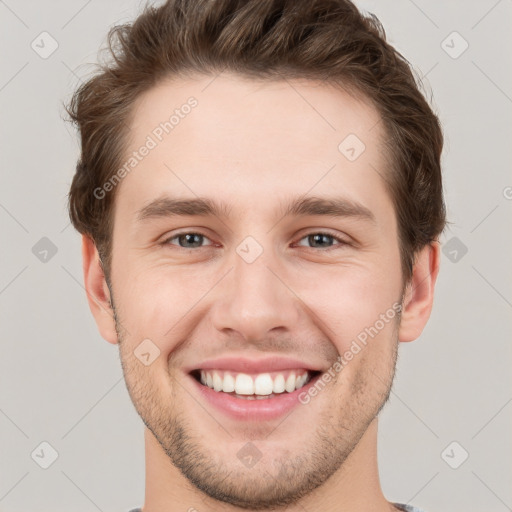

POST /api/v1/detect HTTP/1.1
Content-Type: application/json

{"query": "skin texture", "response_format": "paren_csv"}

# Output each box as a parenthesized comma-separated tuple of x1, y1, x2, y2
(82, 73, 440, 511)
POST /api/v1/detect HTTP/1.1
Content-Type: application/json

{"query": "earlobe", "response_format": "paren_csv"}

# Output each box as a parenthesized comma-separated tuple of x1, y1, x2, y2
(398, 241, 441, 343)
(82, 235, 118, 345)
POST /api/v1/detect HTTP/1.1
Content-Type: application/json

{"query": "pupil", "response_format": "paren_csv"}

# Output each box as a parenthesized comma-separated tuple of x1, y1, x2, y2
(180, 233, 202, 247)
(310, 234, 332, 247)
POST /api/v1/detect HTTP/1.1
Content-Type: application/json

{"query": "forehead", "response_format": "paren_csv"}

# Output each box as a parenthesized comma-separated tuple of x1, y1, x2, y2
(117, 73, 391, 223)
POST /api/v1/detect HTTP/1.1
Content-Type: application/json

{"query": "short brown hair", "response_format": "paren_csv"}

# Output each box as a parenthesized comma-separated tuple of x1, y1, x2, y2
(66, 0, 445, 283)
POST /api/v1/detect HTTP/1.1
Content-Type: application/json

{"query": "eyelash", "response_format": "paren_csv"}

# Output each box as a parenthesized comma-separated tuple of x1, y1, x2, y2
(161, 231, 349, 251)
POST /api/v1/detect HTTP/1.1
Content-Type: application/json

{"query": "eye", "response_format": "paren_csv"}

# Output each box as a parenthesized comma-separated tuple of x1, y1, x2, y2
(163, 232, 214, 249)
(295, 232, 346, 249)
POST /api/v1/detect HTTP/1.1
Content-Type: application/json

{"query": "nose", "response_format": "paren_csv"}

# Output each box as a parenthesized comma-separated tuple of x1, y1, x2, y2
(210, 244, 301, 344)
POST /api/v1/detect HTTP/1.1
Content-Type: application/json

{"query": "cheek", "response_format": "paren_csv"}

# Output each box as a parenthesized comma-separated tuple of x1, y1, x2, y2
(114, 263, 218, 343)
(293, 264, 401, 352)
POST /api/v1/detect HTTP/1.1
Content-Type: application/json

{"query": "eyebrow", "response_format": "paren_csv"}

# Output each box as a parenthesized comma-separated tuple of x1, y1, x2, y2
(136, 195, 376, 224)
(282, 195, 375, 223)
(137, 196, 231, 221)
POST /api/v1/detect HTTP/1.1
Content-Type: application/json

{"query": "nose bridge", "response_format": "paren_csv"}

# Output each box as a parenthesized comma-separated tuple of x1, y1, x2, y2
(211, 240, 299, 341)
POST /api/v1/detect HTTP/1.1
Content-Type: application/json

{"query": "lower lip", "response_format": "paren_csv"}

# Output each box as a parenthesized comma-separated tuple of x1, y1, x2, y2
(188, 372, 322, 421)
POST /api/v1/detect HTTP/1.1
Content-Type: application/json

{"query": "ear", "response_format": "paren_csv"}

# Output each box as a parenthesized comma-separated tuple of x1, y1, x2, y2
(398, 241, 441, 343)
(82, 235, 118, 345)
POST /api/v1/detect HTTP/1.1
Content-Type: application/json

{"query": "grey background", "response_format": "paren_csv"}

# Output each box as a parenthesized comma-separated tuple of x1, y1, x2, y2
(0, 1, 511, 511)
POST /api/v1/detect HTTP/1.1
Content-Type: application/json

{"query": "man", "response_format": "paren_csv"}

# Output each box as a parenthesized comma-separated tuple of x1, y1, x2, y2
(66, 0, 445, 510)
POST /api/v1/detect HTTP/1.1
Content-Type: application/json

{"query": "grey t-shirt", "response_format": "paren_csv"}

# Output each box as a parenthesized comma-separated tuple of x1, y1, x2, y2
(129, 503, 425, 511)
(394, 504, 427, 512)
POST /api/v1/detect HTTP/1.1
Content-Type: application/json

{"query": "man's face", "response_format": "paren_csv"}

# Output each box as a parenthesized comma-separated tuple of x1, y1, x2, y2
(108, 74, 404, 508)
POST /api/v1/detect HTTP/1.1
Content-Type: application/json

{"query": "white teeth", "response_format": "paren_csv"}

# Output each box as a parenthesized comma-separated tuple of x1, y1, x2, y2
(223, 373, 235, 392)
(197, 369, 313, 396)
(212, 371, 223, 392)
(285, 374, 296, 393)
(273, 374, 286, 394)
(235, 373, 254, 395)
(254, 373, 273, 395)
(295, 373, 307, 390)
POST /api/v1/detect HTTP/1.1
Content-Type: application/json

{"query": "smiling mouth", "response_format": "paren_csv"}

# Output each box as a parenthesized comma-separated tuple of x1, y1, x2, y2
(190, 369, 322, 399)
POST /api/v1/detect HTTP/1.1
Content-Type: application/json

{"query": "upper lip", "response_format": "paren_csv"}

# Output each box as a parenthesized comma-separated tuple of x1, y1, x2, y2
(186, 356, 323, 374)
